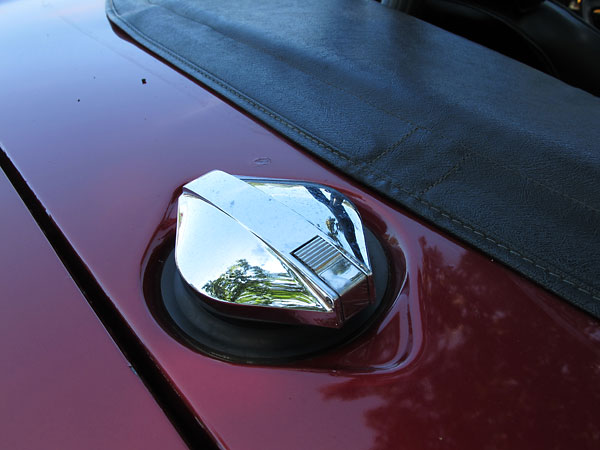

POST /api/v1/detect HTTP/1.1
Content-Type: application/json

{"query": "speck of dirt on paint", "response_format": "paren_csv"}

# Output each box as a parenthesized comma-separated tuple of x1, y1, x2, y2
(253, 157, 271, 166)
(141, 78, 147, 85)
(77, 99, 80, 102)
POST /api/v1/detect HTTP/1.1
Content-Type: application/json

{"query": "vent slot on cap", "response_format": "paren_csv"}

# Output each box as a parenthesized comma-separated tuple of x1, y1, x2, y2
(294, 237, 341, 273)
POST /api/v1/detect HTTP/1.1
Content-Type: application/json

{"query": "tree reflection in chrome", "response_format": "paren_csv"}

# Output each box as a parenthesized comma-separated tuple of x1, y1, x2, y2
(203, 259, 323, 309)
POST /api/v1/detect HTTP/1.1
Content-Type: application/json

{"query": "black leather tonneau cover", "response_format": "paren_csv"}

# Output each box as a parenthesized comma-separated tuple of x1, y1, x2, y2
(107, 0, 600, 317)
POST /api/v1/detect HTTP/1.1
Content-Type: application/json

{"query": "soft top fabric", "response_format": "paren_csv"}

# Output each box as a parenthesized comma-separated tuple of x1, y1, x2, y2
(107, 0, 600, 317)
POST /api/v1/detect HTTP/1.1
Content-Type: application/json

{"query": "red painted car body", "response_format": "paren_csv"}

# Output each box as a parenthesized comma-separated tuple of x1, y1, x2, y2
(0, 0, 599, 449)
(0, 161, 186, 449)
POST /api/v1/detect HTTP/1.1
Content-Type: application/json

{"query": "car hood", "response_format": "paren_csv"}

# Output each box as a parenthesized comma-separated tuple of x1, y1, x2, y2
(1, 1, 599, 449)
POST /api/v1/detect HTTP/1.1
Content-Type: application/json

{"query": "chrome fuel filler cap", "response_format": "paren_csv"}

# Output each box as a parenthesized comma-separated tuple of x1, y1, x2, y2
(175, 170, 375, 328)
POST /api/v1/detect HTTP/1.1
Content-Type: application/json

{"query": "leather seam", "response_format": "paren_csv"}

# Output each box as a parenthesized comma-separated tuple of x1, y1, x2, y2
(409, 193, 600, 302)
(355, 156, 600, 301)
(369, 127, 423, 164)
(109, 2, 356, 162)
(108, 0, 600, 304)
(146, 0, 424, 132)
(475, 152, 600, 215)
(421, 150, 600, 215)
(418, 151, 473, 196)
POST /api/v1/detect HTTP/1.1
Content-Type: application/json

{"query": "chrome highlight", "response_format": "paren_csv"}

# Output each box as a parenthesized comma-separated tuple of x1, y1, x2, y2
(175, 170, 374, 328)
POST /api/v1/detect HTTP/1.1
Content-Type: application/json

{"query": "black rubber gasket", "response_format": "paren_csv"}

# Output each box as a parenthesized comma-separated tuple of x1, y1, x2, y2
(155, 228, 391, 365)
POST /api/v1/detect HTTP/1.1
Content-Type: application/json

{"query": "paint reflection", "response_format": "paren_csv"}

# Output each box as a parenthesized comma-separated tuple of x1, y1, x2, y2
(320, 237, 600, 449)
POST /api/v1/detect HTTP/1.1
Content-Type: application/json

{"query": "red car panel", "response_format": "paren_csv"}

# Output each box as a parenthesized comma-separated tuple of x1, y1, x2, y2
(1, 0, 599, 449)
(0, 171, 186, 449)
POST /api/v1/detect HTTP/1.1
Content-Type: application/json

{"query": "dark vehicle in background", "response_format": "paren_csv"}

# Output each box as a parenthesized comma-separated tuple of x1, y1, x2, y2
(1, 0, 599, 449)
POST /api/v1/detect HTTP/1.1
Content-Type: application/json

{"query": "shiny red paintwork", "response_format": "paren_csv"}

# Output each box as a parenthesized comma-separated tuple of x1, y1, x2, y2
(1, 0, 599, 449)
(0, 171, 186, 449)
